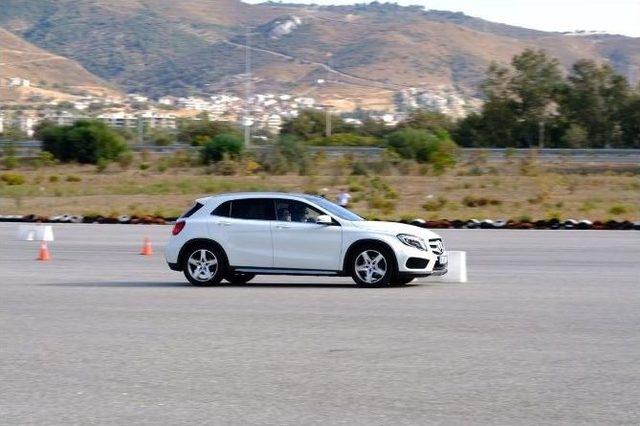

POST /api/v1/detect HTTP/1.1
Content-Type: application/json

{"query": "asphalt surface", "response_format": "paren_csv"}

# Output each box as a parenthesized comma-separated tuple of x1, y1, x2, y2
(1, 224, 639, 425)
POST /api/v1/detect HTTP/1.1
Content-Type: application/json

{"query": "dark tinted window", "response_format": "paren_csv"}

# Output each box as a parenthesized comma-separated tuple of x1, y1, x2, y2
(230, 198, 275, 221)
(211, 201, 231, 217)
(275, 199, 323, 223)
(181, 202, 203, 218)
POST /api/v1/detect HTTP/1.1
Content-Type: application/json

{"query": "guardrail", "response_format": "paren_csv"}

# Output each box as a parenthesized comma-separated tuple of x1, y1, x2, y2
(1, 140, 638, 163)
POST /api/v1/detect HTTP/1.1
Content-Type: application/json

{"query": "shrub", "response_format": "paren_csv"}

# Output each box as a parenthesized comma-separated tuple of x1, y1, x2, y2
(368, 196, 395, 215)
(609, 205, 628, 215)
(462, 195, 502, 207)
(308, 133, 379, 146)
(96, 158, 108, 173)
(49, 175, 59, 183)
(117, 151, 134, 170)
(351, 161, 369, 176)
(386, 127, 457, 171)
(200, 133, 243, 164)
(243, 159, 262, 175)
(422, 196, 448, 211)
(37, 151, 56, 167)
(2, 155, 18, 170)
(66, 175, 82, 182)
(0, 172, 26, 185)
(177, 120, 239, 146)
(40, 120, 129, 165)
(215, 154, 239, 175)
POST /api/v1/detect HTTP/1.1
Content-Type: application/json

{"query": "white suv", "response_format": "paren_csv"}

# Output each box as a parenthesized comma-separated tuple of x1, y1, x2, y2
(165, 192, 447, 287)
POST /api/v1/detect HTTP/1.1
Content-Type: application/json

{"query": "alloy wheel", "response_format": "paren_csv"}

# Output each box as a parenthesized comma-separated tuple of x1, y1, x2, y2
(187, 249, 218, 282)
(354, 250, 387, 284)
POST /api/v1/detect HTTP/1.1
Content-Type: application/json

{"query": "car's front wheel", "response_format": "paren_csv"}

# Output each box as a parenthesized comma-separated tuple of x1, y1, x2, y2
(350, 245, 395, 287)
(182, 244, 226, 286)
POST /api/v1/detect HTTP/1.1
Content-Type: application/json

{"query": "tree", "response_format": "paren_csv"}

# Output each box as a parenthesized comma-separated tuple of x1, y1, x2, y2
(455, 49, 564, 148)
(396, 109, 454, 132)
(559, 60, 631, 147)
(620, 93, 640, 148)
(200, 133, 243, 164)
(308, 133, 379, 146)
(280, 109, 355, 140)
(386, 128, 458, 170)
(149, 129, 175, 146)
(357, 116, 391, 138)
(177, 120, 240, 146)
(41, 120, 129, 164)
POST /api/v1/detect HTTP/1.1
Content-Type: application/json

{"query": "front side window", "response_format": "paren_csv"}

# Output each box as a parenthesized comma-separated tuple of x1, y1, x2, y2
(275, 199, 323, 223)
(230, 198, 275, 221)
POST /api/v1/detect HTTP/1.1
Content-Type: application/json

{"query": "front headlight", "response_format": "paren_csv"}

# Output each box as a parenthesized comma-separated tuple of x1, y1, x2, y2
(397, 234, 427, 250)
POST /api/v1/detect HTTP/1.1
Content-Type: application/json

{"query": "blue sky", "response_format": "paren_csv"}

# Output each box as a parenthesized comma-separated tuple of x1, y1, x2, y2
(246, 0, 640, 37)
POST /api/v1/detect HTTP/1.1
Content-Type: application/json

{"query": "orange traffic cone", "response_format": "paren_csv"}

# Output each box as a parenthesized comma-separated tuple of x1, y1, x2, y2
(37, 241, 51, 261)
(140, 237, 153, 256)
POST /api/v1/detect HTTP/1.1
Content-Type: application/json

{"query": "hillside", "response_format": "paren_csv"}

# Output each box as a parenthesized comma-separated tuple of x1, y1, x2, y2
(0, 28, 115, 101)
(0, 0, 638, 105)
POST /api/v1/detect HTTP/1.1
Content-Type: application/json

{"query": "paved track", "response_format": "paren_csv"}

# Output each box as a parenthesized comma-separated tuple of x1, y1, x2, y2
(1, 224, 639, 425)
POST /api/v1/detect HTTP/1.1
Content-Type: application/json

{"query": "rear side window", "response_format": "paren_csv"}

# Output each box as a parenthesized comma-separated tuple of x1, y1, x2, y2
(230, 198, 275, 221)
(181, 202, 203, 218)
(212, 201, 231, 217)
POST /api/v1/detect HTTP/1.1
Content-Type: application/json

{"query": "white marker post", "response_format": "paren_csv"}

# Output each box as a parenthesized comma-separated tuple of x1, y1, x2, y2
(17, 225, 55, 242)
(436, 251, 467, 283)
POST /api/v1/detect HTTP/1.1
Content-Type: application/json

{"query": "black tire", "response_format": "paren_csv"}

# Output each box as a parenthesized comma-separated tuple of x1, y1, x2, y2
(181, 243, 226, 286)
(349, 244, 396, 287)
(395, 277, 415, 286)
(225, 272, 256, 285)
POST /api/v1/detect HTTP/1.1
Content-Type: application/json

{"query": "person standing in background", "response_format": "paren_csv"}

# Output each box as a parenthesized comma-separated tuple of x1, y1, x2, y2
(337, 188, 351, 207)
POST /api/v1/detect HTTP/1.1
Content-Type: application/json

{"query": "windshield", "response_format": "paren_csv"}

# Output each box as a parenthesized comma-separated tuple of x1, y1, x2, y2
(302, 195, 364, 221)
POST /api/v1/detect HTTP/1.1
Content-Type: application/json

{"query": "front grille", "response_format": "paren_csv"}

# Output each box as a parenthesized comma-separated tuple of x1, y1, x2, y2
(429, 239, 444, 255)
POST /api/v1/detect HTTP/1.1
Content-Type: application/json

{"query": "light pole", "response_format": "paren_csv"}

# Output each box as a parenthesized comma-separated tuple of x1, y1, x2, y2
(244, 29, 252, 150)
(319, 104, 332, 138)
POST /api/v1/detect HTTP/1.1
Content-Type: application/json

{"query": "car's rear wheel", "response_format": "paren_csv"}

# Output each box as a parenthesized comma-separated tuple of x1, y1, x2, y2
(225, 272, 256, 284)
(182, 244, 226, 286)
(350, 246, 395, 287)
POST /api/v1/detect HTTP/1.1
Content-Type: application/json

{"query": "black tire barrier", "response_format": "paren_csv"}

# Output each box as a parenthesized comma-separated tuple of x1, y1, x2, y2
(2, 215, 638, 229)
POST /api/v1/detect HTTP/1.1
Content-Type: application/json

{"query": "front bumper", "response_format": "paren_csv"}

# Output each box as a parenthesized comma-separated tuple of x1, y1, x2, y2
(391, 239, 448, 276)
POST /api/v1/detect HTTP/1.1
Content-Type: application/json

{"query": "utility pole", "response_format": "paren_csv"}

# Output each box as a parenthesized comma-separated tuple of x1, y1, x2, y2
(137, 116, 144, 146)
(325, 105, 332, 138)
(244, 29, 252, 150)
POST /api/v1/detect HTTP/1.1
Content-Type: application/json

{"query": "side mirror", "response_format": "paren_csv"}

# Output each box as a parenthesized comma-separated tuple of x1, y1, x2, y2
(316, 215, 333, 225)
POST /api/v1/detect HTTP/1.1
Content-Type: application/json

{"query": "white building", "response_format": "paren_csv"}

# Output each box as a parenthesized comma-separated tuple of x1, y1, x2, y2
(266, 114, 283, 134)
(97, 111, 176, 129)
(8, 77, 31, 88)
(15, 115, 36, 136)
(43, 111, 80, 126)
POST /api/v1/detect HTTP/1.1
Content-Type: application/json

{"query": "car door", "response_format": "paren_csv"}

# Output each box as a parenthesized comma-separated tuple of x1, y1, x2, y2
(211, 198, 274, 268)
(271, 199, 343, 271)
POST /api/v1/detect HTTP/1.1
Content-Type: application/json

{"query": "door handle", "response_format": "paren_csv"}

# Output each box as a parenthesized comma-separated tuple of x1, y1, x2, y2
(218, 221, 232, 226)
(275, 224, 291, 229)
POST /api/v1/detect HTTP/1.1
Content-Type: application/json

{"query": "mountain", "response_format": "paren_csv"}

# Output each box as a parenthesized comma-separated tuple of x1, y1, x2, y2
(0, 27, 115, 102)
(1, 0, 639, 108)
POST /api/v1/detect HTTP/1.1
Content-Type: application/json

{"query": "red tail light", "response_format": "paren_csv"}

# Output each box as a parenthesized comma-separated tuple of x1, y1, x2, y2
(172, 221, 186, 235)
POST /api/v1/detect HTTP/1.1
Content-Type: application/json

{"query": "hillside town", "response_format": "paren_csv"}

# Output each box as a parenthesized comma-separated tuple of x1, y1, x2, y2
(0, 76, 480, 138)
